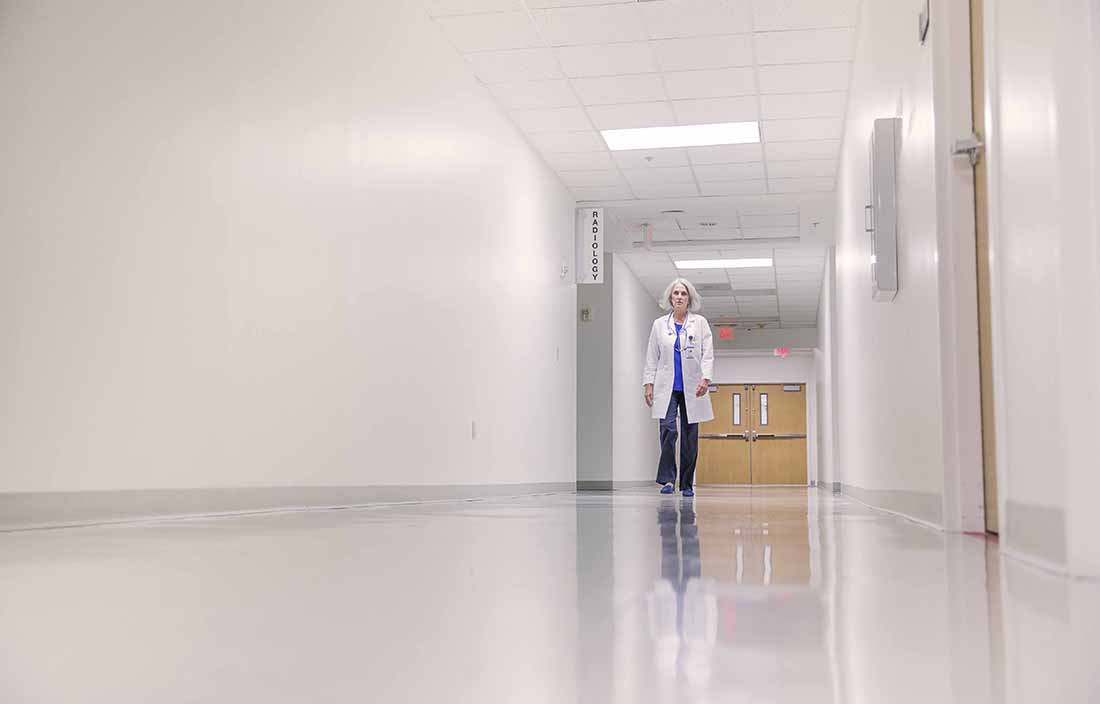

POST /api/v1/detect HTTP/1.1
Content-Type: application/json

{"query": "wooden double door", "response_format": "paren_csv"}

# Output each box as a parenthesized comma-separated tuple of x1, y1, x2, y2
(696, 383, 808, 485)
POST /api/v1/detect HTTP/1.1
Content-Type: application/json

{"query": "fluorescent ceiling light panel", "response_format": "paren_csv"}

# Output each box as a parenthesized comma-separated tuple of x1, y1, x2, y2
(675, 258, 774, 269)
(601, 121, 760, 151)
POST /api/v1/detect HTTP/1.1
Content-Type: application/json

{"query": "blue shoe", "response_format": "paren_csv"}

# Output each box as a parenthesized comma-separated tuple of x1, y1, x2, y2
(660, 483, 674, 494)
(682, 489, 695, 498)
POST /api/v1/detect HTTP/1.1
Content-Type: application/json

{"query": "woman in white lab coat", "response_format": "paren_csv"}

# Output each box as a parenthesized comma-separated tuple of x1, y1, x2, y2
(643, 278, 714, 497)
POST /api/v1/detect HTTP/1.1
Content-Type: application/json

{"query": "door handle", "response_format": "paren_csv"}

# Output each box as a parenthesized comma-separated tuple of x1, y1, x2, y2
(755, 433, 776, 439)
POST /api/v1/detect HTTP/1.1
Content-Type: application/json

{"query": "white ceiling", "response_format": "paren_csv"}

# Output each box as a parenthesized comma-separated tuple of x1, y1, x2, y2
(424, 0, 858, 329)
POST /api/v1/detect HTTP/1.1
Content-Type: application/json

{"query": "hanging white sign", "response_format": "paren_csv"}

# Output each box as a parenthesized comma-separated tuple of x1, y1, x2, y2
(578, 208, 604, 284)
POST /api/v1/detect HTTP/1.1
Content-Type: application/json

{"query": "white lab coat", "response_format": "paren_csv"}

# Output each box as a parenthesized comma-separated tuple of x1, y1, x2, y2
(643, 312, 715, 424)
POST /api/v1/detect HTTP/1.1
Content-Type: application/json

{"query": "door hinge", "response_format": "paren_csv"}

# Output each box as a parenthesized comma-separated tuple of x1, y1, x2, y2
(952, 133, 985, 166)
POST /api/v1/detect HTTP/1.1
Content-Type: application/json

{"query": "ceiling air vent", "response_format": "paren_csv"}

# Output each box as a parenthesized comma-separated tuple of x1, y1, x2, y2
(695, 283, 732, 296)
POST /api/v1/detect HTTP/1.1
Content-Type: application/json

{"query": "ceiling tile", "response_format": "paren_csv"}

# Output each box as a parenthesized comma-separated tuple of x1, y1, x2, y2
(467, 48, 563, 83)
(555, 42, 657, 78)
(729, 276, 777, 289)
(530, 130, 607, 152)
(675, 249, 732, 259)
(677, 214, 741, 229)
(664, 67, 756, 99)
(587, 102, 676, 130)
(622, 166, 697, 187)
(679, 226, 741, 239)
(652, 35, 753, 72)
(612, 147, 691, 169)
(743, 227, 800, 238)
(753, 28, 856, 65)
(671, 269, 730, 284)
(426, 0, 524, 15)
(640, 0, 753, 39)
(544, 151, 615, 171)
(777, 270, 824, 279)
(765, 139, 841, 160)
(619, 250, 674, 267)
(767, 160, 837, 178)
(649, 229, 689, 242)
(760, 92, 847, 119)
(693, 162, 765, 181)
(632, 182, 701, 199)
(436, 12, 542, 52)
(751, 0, 860, 31)
(757, 62, 850, 93)
(775, 247, 824, 259)
(741, 213, 798, 228)
(622, 214, 681, 230)
(672, 96, 758, 124)
(776, 262, 826, 271)
(489, 80, 578, 110)
(688, 143, 764, 164)
(720, 247, 776, 258)
(572, 74, 667, 105)
(699, 180, 768, 196)
(571, 185, 634, 201)
(768, 177, 835, 193)
(763, 117, 843, 142)
(532, 4, 647, 46)
(560, 170, 626, 188)
(513, 106, 592, 132)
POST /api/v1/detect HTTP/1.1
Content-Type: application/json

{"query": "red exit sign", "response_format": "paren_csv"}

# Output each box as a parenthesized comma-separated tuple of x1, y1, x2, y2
(718, 327, 733, 340)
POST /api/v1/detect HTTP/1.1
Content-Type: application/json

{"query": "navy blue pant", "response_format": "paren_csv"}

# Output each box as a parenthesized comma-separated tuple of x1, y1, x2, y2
(656, 391, 698, 491)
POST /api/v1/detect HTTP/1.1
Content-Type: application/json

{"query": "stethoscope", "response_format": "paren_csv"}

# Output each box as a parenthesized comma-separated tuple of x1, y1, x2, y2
(665, 312, 693, 353)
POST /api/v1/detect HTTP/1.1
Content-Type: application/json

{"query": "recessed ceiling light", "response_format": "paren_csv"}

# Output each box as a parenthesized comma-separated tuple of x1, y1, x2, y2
(601, 122, 760, 151)
(674, 258, 774, 269)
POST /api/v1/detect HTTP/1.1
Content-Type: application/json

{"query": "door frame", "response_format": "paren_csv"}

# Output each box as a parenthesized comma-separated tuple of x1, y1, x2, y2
(928, 0, 988, 532)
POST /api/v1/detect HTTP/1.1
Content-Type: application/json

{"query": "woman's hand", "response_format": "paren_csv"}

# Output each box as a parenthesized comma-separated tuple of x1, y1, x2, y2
(695, 378, 710, 398)
(644, 384, 654, 407)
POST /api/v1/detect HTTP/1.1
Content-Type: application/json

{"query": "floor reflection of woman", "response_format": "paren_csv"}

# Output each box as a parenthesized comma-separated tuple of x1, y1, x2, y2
(648, 499, 717, 685)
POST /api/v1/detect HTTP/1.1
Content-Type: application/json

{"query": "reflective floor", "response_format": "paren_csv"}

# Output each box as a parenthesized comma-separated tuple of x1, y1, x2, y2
(2, 488, 1098, 703)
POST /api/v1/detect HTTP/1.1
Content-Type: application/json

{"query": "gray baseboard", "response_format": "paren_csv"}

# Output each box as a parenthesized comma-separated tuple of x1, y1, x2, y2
(0, 483, 576, 531)
(839, 483, 943, 526)
(1003, 500, 1067, 568)
(576, 480, 655, 492)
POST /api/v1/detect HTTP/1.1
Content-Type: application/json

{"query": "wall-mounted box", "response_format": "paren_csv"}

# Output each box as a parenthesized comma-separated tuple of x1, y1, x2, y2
(866, 117, 900, 302)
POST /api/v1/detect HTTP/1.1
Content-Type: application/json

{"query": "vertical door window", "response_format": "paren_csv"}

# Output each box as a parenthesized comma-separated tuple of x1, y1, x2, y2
(733, 393, 742, 425)
(760, 393, 769, 426)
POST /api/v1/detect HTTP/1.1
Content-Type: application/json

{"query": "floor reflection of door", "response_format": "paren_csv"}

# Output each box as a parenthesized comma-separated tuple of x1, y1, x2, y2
(696, 490, 811, 585)
(697, 384, 808, 485)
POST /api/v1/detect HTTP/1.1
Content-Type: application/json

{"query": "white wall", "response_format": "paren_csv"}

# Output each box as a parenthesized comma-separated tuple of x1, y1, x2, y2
(815, 249, 839, 488)
(612, 256, 664, 483)
(577, 264, 613, 484)
(830, 0, 949, 525)
(712, 352, 818, 485)
(826, 0, 1100, 570)
(982, 0, 1100, 575)
(0, 0, 577, 492)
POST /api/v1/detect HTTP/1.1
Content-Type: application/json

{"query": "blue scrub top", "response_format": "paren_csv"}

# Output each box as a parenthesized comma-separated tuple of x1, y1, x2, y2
(673, 322, 684, 391)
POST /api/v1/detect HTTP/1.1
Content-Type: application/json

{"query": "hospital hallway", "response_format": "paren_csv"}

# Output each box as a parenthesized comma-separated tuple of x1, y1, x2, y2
(3, 0, 1100, 700)
(2, 487, 1097, 703)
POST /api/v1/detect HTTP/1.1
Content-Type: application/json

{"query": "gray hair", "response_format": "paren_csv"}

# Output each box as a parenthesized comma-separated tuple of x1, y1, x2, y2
(660, 278, 703, 312)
